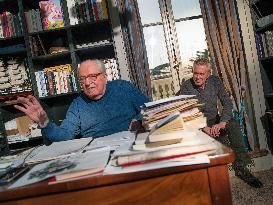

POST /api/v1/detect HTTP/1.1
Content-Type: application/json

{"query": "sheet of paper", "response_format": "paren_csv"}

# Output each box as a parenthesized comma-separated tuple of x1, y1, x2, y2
(104, 155, 210, 175)
(144, 95, 195, 108)
(9, 146, 110, 189)
(25, 137, 93, 164)
(84, 131, 135, 151)
(117, 130, 216, 155)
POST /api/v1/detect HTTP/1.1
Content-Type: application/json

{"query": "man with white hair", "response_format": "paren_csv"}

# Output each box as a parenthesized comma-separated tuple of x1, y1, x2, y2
(15, 59, 149, 142)
(180, 58, 263, 188)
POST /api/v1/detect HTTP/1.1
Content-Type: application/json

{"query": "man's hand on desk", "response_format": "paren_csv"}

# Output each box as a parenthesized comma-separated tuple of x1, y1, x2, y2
(202, 122, 227, 138)
(14, 95, 49, 128)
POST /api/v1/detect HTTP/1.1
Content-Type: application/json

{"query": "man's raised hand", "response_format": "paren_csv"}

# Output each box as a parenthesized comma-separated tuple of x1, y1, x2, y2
(14, 95, 49, 128)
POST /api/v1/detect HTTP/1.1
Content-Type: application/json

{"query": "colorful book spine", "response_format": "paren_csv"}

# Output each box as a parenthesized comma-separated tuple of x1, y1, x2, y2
(96, 0, 103, 20)
(101, 0, 108, 20)
(91, 0, 99, 21)
(66, 0, 79, 25)
(84, 0, 91, 22)
(0, 14, 5, 38)
(53, 71, 61, 94)
(46, 71, 55, 95)
(6, 12, 15, 37)
(265, 31, 273, 57)
(87, 0, 94, 22)
(255, 33, 265, 59)
(2, 11, 10, 38)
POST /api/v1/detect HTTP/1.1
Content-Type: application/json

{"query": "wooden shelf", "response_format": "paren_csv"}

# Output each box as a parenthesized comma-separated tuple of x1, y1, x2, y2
(256, 21, 273, 33)
(75, 43, 115, 60)
(39, 91, 79, 100)
(29, 26, 68, 35)
(32, 51, 71, 61)
(260, 56, 273, 63)
(265, 93, 273, 98)
(0, 35, 24, 42)
(69, 20, 109, 30)
(0, 48, 27, 56)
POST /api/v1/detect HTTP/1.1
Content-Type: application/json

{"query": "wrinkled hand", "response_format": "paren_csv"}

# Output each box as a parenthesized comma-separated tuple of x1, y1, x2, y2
(202, 122, 227, 138)
(14, 95, 49, 128)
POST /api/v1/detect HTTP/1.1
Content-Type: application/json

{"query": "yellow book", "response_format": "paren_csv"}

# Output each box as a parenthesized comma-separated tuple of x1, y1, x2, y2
(101, 0, 108, 19)
(149, 112, 184, 136)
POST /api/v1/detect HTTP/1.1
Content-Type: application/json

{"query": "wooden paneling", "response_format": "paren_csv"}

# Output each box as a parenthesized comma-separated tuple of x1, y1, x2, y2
(2, 169, 212, 205)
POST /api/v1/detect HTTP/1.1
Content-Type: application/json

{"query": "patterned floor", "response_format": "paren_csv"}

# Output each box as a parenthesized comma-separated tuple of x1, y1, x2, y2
(231, 168, 273, 205)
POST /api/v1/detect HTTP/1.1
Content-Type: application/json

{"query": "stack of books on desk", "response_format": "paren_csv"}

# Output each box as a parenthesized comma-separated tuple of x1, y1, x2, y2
(141, 95, 205, 130)
(133, 95, 207, 151)
(107, 130, 217, 174)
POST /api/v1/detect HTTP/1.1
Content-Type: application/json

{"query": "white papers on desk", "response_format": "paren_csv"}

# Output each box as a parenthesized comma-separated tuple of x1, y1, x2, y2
(84, 131, 135, 151)
(104, 130, 217, 175)
(132, 129, 215, 152)
(9, 146, 110, 189)
(104, 155, 210, 175)
(24, 137, 93, 164)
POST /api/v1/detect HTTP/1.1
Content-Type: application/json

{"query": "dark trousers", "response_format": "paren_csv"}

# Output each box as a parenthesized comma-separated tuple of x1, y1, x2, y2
(209, 119, 252, 170)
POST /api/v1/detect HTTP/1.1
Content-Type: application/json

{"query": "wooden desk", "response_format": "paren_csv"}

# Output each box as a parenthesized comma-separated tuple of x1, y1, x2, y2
(0, 144, 235, 205)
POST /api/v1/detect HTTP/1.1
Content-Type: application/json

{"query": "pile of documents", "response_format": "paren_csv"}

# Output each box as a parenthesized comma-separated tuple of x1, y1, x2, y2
(106, 130, 218, 175)
(7, 131, 136, 189)
(141, 95, 204, 130)
(133, 95, 207, 150)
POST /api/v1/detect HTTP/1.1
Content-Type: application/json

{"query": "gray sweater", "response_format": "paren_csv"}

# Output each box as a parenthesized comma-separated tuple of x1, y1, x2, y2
(180, 75, 233, 126)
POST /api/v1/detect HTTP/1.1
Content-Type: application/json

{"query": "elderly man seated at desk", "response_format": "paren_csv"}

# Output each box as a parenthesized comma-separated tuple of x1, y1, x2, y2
(14, 59, 149, 142)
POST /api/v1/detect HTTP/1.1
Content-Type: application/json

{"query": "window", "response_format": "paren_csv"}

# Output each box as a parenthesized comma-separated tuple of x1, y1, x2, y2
(137, 0, 208, 100)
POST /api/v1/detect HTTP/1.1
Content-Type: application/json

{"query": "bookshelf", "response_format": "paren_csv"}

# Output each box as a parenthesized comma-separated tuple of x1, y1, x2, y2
(251, 0, 273, 153)
(252, 0, 273, 107)
(0, 0, 128, 154)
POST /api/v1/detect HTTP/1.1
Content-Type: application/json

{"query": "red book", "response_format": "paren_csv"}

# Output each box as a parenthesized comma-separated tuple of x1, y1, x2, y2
(121, 149, 215, 167)
(48, 167, 103, 184)
(92, 0, 99, 21)
(2, 11, 10, 37)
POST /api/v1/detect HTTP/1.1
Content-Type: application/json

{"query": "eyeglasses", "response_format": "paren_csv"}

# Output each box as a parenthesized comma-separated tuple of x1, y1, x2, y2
(79, 72, 103, 84)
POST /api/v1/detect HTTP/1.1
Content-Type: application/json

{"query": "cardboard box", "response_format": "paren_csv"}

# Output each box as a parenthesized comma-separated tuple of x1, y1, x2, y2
(16, 116, 33, 135)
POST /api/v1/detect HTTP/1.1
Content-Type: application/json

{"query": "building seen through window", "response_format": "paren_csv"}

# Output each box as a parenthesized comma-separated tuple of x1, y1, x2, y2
(137, 0, 208, 100)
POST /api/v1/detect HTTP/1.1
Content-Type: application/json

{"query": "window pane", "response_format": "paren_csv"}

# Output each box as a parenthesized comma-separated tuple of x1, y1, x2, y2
(143, 26, 169, 70)
(176, 19, 208, 79)
(171, 0, 201, 19)
(137, 0, 162, 25)
(143, 26, 173, 100)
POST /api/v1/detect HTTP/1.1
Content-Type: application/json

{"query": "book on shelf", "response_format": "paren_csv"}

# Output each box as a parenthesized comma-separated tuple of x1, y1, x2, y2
(29, 35, 47, 56)
(39, 0, 64, 30)
(35, 64, 77, 97)
(37, 35, 47, 55)
(0, 11, 23, 38)
(68, 0, 108, 24)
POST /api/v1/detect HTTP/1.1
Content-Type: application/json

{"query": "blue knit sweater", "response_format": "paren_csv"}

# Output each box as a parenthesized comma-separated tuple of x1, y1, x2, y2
(42, 80, 149, 142)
